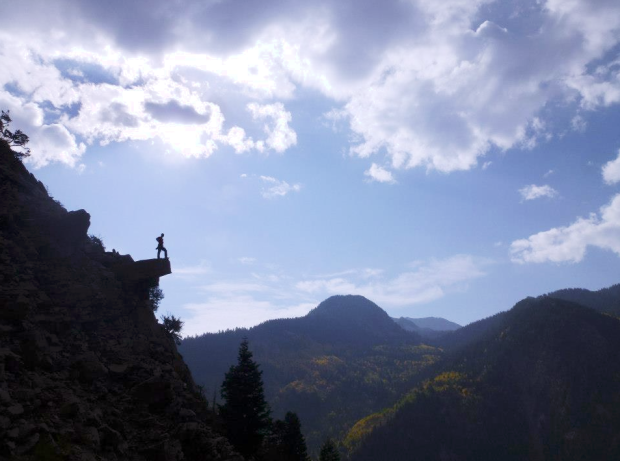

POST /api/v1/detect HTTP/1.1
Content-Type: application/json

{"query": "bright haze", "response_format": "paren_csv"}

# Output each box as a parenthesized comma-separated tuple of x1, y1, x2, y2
(3, 0, 620, 335)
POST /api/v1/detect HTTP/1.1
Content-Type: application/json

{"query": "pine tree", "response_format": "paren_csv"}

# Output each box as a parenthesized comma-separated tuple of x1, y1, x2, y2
(220, 338, 271, 458)
(280, 412, 309, 461)
(265, 412, 309, 461)
(319, 439, 340, 461)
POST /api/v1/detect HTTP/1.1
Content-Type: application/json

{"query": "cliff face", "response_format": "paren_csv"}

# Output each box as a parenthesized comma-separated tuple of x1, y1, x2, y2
(0, 141, 240, 460)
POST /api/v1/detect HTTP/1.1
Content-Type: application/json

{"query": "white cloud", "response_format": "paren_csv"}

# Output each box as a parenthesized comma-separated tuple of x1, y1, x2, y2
(173, 261, 212, 278)
(183, 296, 316, 336)
(0, 31, 298, 166)
(296, 255, 486, 308)
(260, 175, 302, 199)
(174, 255, 485, 334)
(602, 150, 620, 185)
(2, 0, 620, 174)
(571, 115, 587, 132)
(338, 0, 620, 172)
(364, 163, 396, 184)
(247, 102, 297, 153)
(510, 193, 620, 263)
(238, 257, 257, 265)
(519, 184, 559, 201)
(0, 93, 85, 168)
(200, 282, 271, 294)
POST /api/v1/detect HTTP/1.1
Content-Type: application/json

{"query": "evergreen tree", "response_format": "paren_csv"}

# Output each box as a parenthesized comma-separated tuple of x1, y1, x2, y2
(280, 412, 309, 461)
(220, 338, 271, 458)
(319, 439, 340, 461)
(264, 412, 309, 461)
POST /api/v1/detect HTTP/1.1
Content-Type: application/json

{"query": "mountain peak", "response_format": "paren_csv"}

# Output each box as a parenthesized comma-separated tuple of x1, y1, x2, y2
(304, 295, 415, 342)
(307, 295, 391, 321)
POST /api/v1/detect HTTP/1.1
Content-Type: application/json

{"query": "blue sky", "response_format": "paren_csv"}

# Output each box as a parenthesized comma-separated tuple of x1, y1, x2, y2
(2, 0, 620, 335)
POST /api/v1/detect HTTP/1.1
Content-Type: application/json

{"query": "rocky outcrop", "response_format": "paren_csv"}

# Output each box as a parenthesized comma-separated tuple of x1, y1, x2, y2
(112, 259, 172, 289)
(0, 140, 241, 460)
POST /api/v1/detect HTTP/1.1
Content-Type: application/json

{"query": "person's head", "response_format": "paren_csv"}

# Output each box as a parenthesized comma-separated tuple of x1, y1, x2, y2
(161, 233, 164, 237)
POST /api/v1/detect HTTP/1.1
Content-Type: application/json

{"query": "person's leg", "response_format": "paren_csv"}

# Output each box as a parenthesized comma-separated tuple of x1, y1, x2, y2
(163, 246, 168, 258)
(157, 247, 162, 259)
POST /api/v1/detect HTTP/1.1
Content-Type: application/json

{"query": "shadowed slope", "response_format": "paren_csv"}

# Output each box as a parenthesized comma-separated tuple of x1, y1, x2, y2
(349, 297, 620, 461)
(0, 140, 240, 460)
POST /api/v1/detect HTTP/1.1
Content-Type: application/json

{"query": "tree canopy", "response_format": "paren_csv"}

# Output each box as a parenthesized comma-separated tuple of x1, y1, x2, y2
(319, 439, 340, 461)
(220, 338, 271, 458)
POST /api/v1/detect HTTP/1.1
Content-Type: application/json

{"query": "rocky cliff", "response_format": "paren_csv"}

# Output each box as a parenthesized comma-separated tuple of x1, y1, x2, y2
(0, 140, 241, 460)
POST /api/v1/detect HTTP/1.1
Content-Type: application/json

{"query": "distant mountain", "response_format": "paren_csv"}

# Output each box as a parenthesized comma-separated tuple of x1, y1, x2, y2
(348, 296, 620, 461)
(405, 316, 461, 331)
(394, 316, 461, 339)
(180, 295, 440, 452)
(306, 295, 415, 344)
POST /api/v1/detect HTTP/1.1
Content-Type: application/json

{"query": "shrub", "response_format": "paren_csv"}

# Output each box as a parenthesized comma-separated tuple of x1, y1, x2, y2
(148, 286, 164, 312)
(161, 313, 184, 345)
(1, 110, 31, 159)
(88, 234, 105, 252)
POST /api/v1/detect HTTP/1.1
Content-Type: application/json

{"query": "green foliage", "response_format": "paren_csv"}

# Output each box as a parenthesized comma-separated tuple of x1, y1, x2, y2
(220, 339, 271, 458)
(88, 234, 105, 252)
(179, 299, 441, 452)
(263, 411, 310, 461)
(160, 313, 184, 345)
(148, 286, 164, 312)
(319, 439, 340, 461)
(1, 110, 31, 159)
(349, 297, 620, 461)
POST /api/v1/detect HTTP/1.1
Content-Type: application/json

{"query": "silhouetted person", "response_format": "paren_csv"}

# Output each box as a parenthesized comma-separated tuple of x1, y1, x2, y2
(156, 233, 168, 259)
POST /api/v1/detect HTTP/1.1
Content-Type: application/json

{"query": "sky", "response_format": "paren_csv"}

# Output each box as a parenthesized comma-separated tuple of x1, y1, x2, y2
(2, 0, 620, 336)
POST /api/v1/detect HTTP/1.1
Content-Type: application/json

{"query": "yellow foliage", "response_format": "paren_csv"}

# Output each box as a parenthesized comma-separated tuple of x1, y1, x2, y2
(312, 355, 344, 368)
(344, 409, 396, 452)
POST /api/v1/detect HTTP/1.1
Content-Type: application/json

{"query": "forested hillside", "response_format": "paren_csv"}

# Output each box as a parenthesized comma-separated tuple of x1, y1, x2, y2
(347, 296, 620, 461)
(180, 295, 441, 451)
(546, 284, 620, 316)
(433, 284, 620, 352)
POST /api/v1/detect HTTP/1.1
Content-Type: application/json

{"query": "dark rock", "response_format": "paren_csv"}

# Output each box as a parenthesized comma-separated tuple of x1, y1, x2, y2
(112, 258, 172, 288)
(15, 432, 40, 455)
(80, 426, 101, 449)
(73, 352, 108, 382)
(100, 424, 125, 450)
(0, 141, 240, 460)
(108, 363, 130, 375)
(140, 439, 184, 461)
(48, 209, 91, 248)
(59, 399, 84, 418)
(0, 388, 10, 403)
(131, 376, 174, 409)
(7, 403, 24, 416)
(178, 408, 197, 420)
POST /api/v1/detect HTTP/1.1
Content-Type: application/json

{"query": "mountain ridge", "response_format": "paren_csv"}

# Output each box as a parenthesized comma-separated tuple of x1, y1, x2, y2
(180, 294, 435, 452)
(348, 295, 620, 461)
(403, 316, 461, 331)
